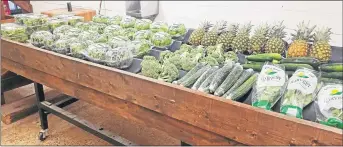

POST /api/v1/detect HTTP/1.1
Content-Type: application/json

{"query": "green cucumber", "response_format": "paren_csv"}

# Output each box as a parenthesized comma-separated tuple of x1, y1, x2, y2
(198, 70, 219, 93)
(209, 61, 235, 93)
(172, 63, 205, 85)
(214, 64, 244, 96)
(246, 55, 273, 62)
(225, 73, 259, 100)
(180, 65, 211, 87)
(319, 63, 343, 72)
(320, 77, 343, 84)
(281, 63, 314, 71)
(280, 57, 320, 68)
(222, 68, 254, 98)
(191, 66, 219, 90)
(243, 63, 264, 71)
(321, 72, 343, 80)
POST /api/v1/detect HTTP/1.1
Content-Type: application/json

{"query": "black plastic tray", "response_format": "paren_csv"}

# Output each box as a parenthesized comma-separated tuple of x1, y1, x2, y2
(152, 40, 182, 51)
(122, 58, 142, 74)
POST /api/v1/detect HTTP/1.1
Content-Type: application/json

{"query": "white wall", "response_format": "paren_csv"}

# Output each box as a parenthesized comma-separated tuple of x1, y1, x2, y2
(31, 1, 342, 47)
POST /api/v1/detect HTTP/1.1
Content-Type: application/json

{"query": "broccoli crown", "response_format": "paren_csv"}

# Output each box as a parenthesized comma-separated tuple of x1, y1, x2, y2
(158, 61, 180, 83)
(141, 56, 162, 79)
(199, 56, 219, 66)
(224, 51, 239, 62)
(179, 44, 193, 53)
(180, 52, 203, 71)
(206, 44, 225, 64)
(159, 50, 174, 63)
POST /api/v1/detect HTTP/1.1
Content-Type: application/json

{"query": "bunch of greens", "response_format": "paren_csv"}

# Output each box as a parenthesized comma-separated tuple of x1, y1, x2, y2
(47, 19, 68, 32)
(129, 40, 152, 58)
(75, 22, 91, 31)
(104, 47, 134, 69)
(206, 44, 225, 64)
(150, 21, 168, 33)
(1, 23, 28, 42)
(22, 14, 48, 26)
(141, 56, 163, 79)
(83, 43, 111, 62)
(120, 16, 136, 28)
(168, 23, 187, 37)
(104, 25, 123, 37)
(108, 15, 122, 25)
(108, 36, 130, 48)
(92, 15, 111, 24)
(150, 32, 173, 48)
(134, 30, 153, 41)
(120, 28, 137, 40)
(89, 22, 107, 34)
(158, 61, 179, 83)
(134, 19, 152, 30)
(70, 42, 89, 58)
(30, 31, 54, 48)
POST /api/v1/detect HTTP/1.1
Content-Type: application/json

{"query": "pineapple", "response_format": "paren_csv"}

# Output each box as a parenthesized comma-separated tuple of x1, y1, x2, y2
(287, 21, 316, 58)
(201, 20, 227, 46)
(216, 23, 239, 49)
(265, 21, 287, 54)
(231, 22, 253, 53)
(310, 27, 332, 62)
(188, 21, 212, 46)
(250, 23, 269, 54)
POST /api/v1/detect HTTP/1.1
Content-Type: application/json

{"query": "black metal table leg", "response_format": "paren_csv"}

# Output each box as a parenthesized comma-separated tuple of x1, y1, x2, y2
(181, 141, 191, 146)
(1, 92, 5, 105)
(34, 83, 48, 141)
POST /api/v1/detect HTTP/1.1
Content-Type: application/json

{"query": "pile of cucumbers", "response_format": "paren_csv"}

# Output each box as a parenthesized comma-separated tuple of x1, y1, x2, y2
(243, 53, 343, 83)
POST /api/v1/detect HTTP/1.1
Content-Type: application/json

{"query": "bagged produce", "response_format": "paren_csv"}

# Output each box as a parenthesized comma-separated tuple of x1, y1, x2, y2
(78, 31, 100, 41)
(75, 22, 91, 31)
(108, 15, 122, 25)
(22, 14, 48, 26)
(52, 39, 70, 54)
(192, 66, 219, 90)
(47, 19, 68, 32)
(129, 40, 152, 58)
(104, 25, 122, 37)
(150, 21, 168, 33)
(103, 47, 134, 69)
(13, 13, 33, 24)
(53, 25, 73, 35)
(315, 83, 343, 129)
(134, 19, 152, 30)
(60, 28, 82, 39)
(89, 22, 107, 34)
(30, 31, 54, 49)
(1, 23, 28, 42)
(134, 30, 153, 41)
(214, 64, 244, 96)
(223, 68, 254, 99)
(252, 62, 287, 110)
(64, 16, 84, 26)
(168, 23, 187, 38)
(150, 32, 173, 48)
(82, 43, 111, 63)
(92, 15, 111, 24)
(70, 42, 89, 58)
(280, 68, 321, 118)
(120, 28, 137, 40)
(209, 61, 235, 93)
(120, 16, 136, 28)
(26, 24, 50, 36)
(108, 36, 130, 48)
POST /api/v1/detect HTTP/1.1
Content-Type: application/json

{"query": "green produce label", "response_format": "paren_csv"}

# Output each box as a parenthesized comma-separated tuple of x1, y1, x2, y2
(257, 65, 286, 87)
(281, 105, 303, 118)
(320, 118, 343, 129)
(252, 100, 271, 110)
(288, 69, 318, 95)
(318, 84, 343, 119)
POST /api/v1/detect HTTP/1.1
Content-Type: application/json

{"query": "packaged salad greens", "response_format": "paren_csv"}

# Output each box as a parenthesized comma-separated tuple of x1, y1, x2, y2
(280, 68, 321, 118)
(64, 16, 84, 26)
(108, 15, 122, 25)
(104, 25, 122, 37)
(150, 21, 168, 33)
(134, 30, 153, 41)
(150, 32, 173, 48)
(75, 22, 91, 31)
(92, 15, 111, 24)
(315, 83, 343, 129)
(47, 19, 68, 32)
(30, 31, 54, 49)
(134, 19, 152, 30)
(120, 16, 136, 28)
(252, 62, 288, 110)
(82, 43, 111, 63)
(22, 14, 48, 26)
(70, 42, 89, 59)
(89, 22, 107, 34)
(1, 23, 28, 42)
(168, 23, 187, 38)
(103, 47, 134, 69)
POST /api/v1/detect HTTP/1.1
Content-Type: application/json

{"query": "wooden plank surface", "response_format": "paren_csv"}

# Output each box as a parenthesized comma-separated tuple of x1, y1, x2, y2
(41, 8, 96, 22)
(2, 58, 239, 146)
(2, 39, 342, 145)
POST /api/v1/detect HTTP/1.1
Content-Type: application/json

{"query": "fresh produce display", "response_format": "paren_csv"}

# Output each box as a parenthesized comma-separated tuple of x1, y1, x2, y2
(280, 57, 320, 68)
(120, 28, 137, 40)
(130, 40, 152, 58)
(216, 23, 239, 49)
(150, 32, 173, 48)
(191, 66, 219, 90)
(243, 63, 264, 71)
(70, 42, 89, 58)
(150, 21, 168, 33)
(83, 43, 112, 62)
(287, 21, 316, 58)
(310, 27, 333, 62)
(188, 21, 212, 46)
(78, 31, 100, 41)
(201, 21, 227, 46)
(223, 68, 254, 99)
(252, 63, 287, 110)
(209, 61, 234, 93)
(108, 36, 130, 48)
(250, 23, 269, 54)
(53, 25, 73, 35)
(281, 68, 321, 118)
(108, 15, 122, 25)
(243, 53, 283, 71)
(75, 22, 91, 31)
(120, 16, 136, 28)
(60, 28, 82, 39)
(158, 61, 180, 83)
(13, 13, 32, 24)
(21, 14, 48, 26)
(173, 63, 205, 85)
(168, 23, 187, 38)
(89, 22, 107, 34)
(134, 19, 152, 30)
(206, 44, 225, 64)
(321, 72, 343, 80)
(134, 30, 153, 41)
(51, 39, 71, 54)
(1, 23, 28, 42)
(180, 65, 211, 87)
(315, 83, 343, 129)
(264, 21, 287, 54)
(232, 22, 253, 53)
(198, 68, 220, 93)
(141, 56, 163, 79)
(103, 24, 122, 37)
(226, 73, 259, 100)
(103, 47, 134, 69)
(214, 63, 243, 96)
(30, 31, 54, 48)
(47, 19, 68, 32)
(319, 63, 343, 72)
(281, 63, 314, 71)
(320, 78, 343, 84)
(92, 15, 111, 24)
(65, 16, 84, 26)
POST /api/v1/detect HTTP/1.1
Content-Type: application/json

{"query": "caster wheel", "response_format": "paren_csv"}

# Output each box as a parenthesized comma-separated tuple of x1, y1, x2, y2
(38, 132, 45, 141)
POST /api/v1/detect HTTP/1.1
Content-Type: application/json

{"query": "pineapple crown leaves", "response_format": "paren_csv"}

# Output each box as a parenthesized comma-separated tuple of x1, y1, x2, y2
(314, 26, 332, 42)
(252, 22, 270, 37)
(225, 23, 240, 35)
(291, 21, 316, 41)
(237, 22, 253, 36)
(269, 20, 287, 38)
(209, 20, 227, 35)
(199, 20, 213, 32)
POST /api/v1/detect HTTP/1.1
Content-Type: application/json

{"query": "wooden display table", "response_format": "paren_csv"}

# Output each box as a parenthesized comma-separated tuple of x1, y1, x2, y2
(41, 8, 96, 22)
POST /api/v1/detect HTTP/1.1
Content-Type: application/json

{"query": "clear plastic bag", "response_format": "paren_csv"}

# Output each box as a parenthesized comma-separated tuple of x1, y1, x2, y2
(64, 16, 84, 26)
(134, 19, 152, 30)
(82, 43, 111, 63)
(13, 13, 33, 24)
(168, 23, 187, 38)
(1, 23, 28, 42)
(70, 42, 89, 59)
(52, 14, 75, 19)
(103, 47, 134, 69)
(92, 15, 111, 24)
(52, 39, 70, 54)
(315, 83, 343, 129)
(30, 31, 54, 48)
(280, 68, 321, 118)
(120, 16, 136, 28)
(78, 31, 100, 41)
(150, 21, 168, 33)
(120, 28, 137, 40)
(108, 36, 130, 48)
(47, 19, 68, 32)
(150, 32, 173, 48)
(108, 15, 122, 25)
(252, 62, 288, 110)
(129, 40, 152, 58)
(89, 22, 107, 34)
(133, 30, 152, 41)
(53, 25, 73, 35)
(104, 25, 122, 37)
(22, 14, 48, 26)
(61, 28, 82, 39)
(75, 22, 90, 31)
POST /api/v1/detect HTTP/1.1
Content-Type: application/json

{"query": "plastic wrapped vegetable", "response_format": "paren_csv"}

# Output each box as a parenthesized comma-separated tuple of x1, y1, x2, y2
(158, 61, 180, 83)
(109, 15, 122, 25)
(151, 32, 173, 48)
(280, 68, 321, 118)
(30, 31, 54, 48)
(224, 51, 239, 63)
(104, 25, 122, 37)
(168, 23, 187, 38)
(61, 28, 82, 39)
(52, 39, 70, 54)
(64, 16, 84, 26)
(206, 44, 225, 64)
(103, 47, 134, 69)
(150, 21, 168, 33)
(53, 14, 75, 19)
(199, 56, 219, 66)
(181, 51, 203, 71)
(53, 25, 73, 35)
(83, 43, 111, 62)
(134, 30, 153, 41)
(129, 40, 152, 58)
(1, 23, 28, 42)
(22, 14, 48, 26)
(47, 19, 68, 32)
(92, 15, 111, 24)
(315, 83, 343, 129)
(108, 36, 130, 48)
(134, 19, 152, 30)
(120, 28, 137, 40)
(78, 31, 100, 41)
(141, 56, 162, 79)
(75, 22, 91, 31)
(120, 16, 136, 28)
(252, 62, 288, 110)
(70, 42, 89, 58)
(13, 13, 33, 24)
(89, 22, 107, 34)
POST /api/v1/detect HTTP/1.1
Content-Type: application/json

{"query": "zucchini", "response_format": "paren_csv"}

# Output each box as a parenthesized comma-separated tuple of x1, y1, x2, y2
(321, 72, 343, 80)
(172, 63, 205, 85)
(319, 63, 343, 72)
(281, 63, 314, 71)
(214, 64, 244, 96)
(209, 62, 235, 93)
(198, 70, 219, 93)
(246, 55, 273, 62)
(248, 60, 279, 64)
(222, 68, 254, 98)
(225, 73, 259, 100)
(243, 63, 264, 71)
(280, 57, 320, 68)
(180, 65, 211, 87)
(320, 77, 343, 84)
(191, 66, 219, 90)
